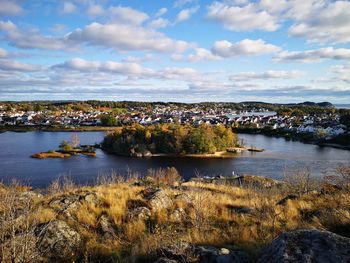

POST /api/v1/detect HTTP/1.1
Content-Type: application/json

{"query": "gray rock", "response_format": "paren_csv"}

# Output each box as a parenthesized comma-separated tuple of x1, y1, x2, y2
(226, 205, 253, 215)
(142, 188, 173, 211)
(174, 193, 194, 205)
(259, 229, 350, 263)
(169, 208, 187, 222)
(98, 214, 116, 239)
(193, 245, 252, 263)
(37, 220, 82, 260)
(129, 206, 152, 220)
(153, 258, 179, 263)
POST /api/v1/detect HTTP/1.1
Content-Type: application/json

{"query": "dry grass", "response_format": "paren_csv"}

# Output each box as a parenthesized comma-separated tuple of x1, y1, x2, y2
(1, 167, 350, 262)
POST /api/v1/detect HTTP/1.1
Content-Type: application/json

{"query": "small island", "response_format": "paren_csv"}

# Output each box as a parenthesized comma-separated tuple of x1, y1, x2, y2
(31, 134, 96, 159)
(102, 123, 251, 158)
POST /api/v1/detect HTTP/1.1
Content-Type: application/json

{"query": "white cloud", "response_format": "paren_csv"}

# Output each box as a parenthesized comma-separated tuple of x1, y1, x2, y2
(67, 22, 192, 53)
(207, 1, 279, 31)
(161, 67, 200, 81)
(0, 0, 22, 15)
(274, 47, 350, 63)
(212, 39, 281, 57)
(0, 20, 66, 50)
(288, 1, 350, 44)
(175, 6, 199, 23)
(329, 63, 350, 83)
(155, 7, 167, 17)
(0, 59, 41, 72)
(172, 48, 220, 62)
(174, 0, 197, 8)
(0, 47, 8, 58)
(108, 6, 149, 25)
(230, 70, 304, 81)
(54, 58, 155, 76)
(87, 4, 104, 16)
(62, 2, 76, 14)
(121, 54, 154, 63)
(149, 18, 170, 29)
(86, 5, 149, 26)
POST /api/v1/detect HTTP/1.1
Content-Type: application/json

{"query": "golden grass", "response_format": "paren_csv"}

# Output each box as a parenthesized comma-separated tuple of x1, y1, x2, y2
(2, 173, 350, 262)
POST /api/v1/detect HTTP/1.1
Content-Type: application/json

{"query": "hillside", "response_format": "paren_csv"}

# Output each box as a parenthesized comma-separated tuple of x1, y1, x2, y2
(1, 167, 349, 262)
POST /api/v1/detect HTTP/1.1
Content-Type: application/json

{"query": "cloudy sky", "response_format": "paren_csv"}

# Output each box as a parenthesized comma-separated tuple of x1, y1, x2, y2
(0, 0, 350, 103)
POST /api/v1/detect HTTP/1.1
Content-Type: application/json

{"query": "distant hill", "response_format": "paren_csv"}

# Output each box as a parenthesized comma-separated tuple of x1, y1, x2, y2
(240, 101, 334, 108)
(297, 101, 334, 107)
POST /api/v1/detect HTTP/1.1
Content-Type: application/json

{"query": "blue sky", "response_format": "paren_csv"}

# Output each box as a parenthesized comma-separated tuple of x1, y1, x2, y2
(0, 0, 350, 103)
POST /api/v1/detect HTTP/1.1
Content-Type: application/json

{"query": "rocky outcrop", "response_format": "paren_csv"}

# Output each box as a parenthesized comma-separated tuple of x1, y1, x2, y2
(98, 214, 116, 239)
(169, 208, 187, 222)
(142, 188, 173, 211)
(37, 220, 83, 261)
(193, 246, 252, 263)
(48, 191, 99, 217)
(152, 243, 251, 263)
(129, 206, 152, 220)
(259, 229, 350, 263)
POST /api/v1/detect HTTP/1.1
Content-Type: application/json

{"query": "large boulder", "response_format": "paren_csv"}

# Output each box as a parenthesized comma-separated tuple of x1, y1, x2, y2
(37, 220, 83, 261)
(142, 188, 173, 211)
(259, 229, 350, 263)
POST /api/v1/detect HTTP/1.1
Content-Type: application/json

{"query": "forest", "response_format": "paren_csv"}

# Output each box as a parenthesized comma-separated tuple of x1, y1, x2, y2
(102, 123, 238, 156)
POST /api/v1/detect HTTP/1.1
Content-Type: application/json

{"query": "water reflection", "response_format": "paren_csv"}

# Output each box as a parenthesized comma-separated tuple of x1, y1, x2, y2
(0, 131, 349, 188)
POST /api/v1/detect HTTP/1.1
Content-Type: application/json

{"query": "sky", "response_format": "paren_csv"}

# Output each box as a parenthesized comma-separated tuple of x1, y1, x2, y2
(0, 0, 350, 103)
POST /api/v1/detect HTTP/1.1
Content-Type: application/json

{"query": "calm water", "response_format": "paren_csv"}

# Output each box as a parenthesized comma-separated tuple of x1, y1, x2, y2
(0, 131, 349, 188)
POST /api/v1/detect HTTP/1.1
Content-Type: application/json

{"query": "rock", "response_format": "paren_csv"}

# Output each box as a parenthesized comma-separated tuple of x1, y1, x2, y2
(169, 208, 187, 222)
(19, 190, 43, 201)
(143, 150, 152, 157)
(232, 175, 283, 189)
(37, 220, 82, 261)
(129, 207, 152, 220)
(174, 193, 193, 205)
(48, 192, 98, 217)
(193, 245, 252, 263)
(276, 194, 298, 205)
(154, 258, 179, 263)
(98, 214, 116, 239)
(226, 205, 253, 215)
(49, 194, 81, 209)
(155, 241, 191, 262)
(84, 192, 99, 204)
(259, 229, 350, 263)
(142, 188, 173, 211)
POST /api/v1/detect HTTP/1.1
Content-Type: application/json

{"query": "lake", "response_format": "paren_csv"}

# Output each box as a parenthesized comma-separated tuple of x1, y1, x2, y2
(0, 131, 349, 188)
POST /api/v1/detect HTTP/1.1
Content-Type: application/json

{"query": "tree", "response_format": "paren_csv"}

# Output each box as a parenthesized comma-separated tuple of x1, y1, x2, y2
(71, 134, 80, 148)
(59, 140, 73, 152)
(100, 114, 117, 126)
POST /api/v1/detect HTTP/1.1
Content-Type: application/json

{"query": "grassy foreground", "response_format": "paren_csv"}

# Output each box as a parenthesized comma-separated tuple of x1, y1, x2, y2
(1, 167, 349, 262)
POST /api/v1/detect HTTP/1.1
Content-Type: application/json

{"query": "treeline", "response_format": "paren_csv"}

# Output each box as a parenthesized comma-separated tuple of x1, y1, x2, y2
(102, 124, 238, 155)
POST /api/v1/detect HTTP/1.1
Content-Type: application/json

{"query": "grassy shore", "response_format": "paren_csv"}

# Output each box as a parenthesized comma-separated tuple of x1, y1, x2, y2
(1, 167, 349, 262)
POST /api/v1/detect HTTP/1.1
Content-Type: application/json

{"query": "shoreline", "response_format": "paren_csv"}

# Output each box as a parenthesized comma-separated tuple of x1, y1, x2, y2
(234, 128, 350, 151)
(0, 125, 117, 133)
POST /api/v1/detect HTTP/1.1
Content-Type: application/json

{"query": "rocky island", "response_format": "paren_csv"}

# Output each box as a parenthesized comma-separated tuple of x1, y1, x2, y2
(31, 134, 96, 159)
(102, 123, 245, 158)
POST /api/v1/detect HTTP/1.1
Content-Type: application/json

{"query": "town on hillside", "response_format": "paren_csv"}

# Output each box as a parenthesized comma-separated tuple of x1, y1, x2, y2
(0, 101, 349, 143)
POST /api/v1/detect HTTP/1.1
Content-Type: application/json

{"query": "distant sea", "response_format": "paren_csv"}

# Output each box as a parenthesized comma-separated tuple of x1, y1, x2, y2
(335, 104, 350, 109)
